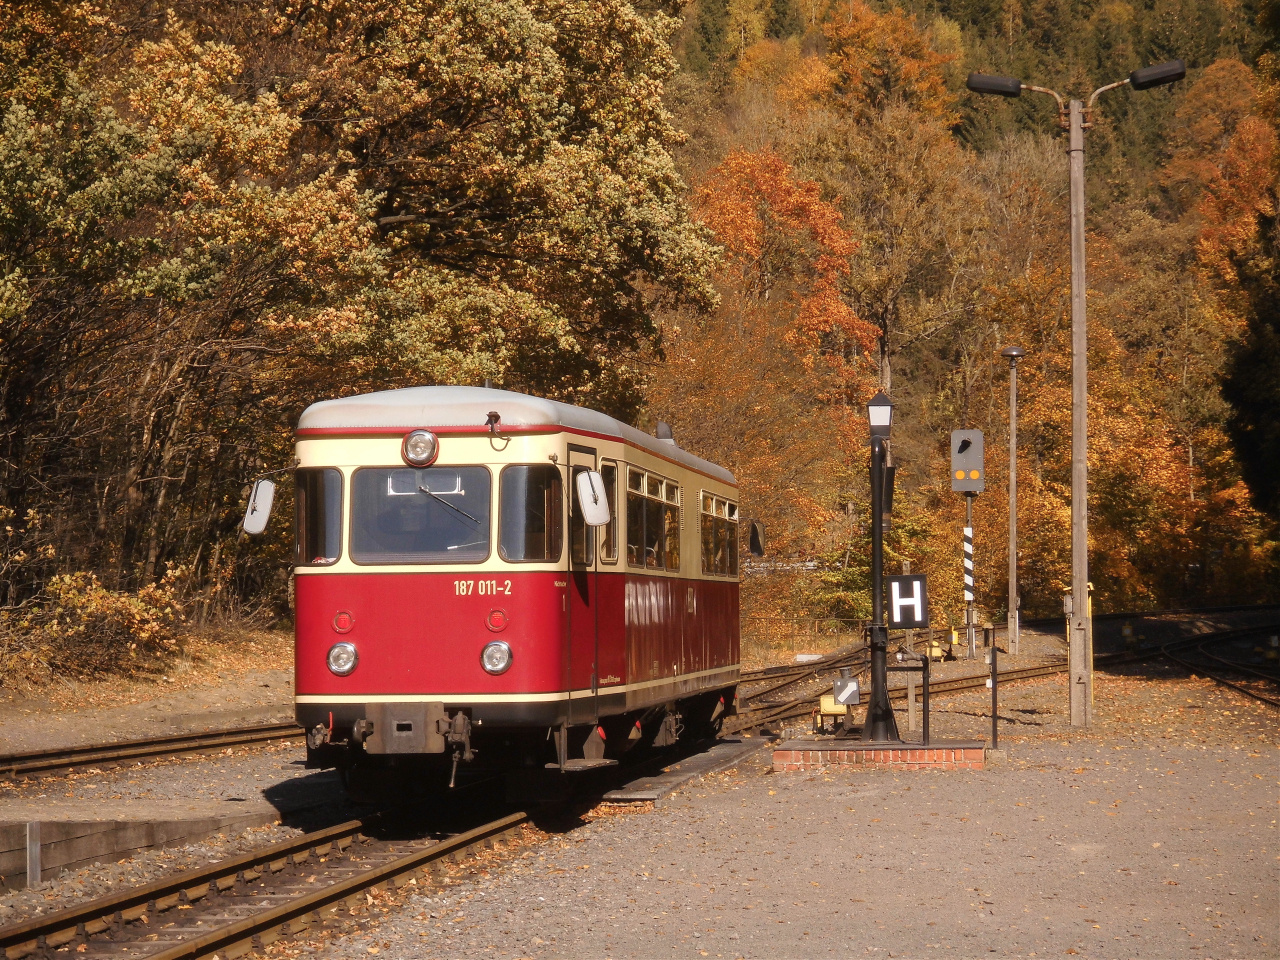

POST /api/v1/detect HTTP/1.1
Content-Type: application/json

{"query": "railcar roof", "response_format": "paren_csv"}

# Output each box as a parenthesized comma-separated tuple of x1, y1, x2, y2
(298, 386, 735, 484)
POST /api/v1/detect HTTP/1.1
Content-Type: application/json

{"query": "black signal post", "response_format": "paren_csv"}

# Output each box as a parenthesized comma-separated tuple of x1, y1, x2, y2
(864, 391, 899, 743)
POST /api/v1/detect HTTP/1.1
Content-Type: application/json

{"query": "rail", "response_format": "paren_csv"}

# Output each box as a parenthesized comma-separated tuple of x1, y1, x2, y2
(0, 723, 302, 780)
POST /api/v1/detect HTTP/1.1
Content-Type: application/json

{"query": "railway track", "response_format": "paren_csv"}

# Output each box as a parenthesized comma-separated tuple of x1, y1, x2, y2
(727, 657, 1070, 733)
(728, 620, 1280, 733)
(1159, 633, 1280, 708)
(0, 809, 526, 960)
(739, 647, 869, 699)
(0, 723, 302, 781)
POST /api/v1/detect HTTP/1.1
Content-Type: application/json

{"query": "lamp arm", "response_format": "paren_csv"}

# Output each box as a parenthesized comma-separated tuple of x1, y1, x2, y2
(1088, 78, 1130, 109)
(1022, 83, 1065, 111)
(1022, 84, 1067, 128)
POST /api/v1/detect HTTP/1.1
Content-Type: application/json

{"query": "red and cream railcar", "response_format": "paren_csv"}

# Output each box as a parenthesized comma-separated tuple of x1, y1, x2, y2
(293, 386, 741, 787)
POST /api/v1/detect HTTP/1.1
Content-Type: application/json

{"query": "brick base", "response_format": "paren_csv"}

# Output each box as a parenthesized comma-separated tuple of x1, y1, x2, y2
(772, 739, 987, 772)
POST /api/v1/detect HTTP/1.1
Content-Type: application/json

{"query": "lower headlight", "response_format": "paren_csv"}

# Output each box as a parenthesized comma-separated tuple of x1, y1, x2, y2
(327, 641, 358, 676)
(480, 640, 512, 675)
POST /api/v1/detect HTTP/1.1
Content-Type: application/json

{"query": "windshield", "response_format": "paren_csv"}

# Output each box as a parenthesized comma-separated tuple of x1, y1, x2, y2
(350, 466, 491, 563)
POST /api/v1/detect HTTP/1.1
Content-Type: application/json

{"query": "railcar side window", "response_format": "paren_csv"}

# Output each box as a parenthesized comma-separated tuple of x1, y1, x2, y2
(700, 492, 739, 577)
(295, 468, 343, 566)
(350, 467, 491, 564)
(500, 465, 564, 562)
(626, 468, 681, 571)
(599, 462, 618, 563)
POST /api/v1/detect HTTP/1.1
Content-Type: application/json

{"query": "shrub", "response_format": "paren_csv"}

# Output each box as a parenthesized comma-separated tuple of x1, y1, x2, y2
(0, 570, 186, 682)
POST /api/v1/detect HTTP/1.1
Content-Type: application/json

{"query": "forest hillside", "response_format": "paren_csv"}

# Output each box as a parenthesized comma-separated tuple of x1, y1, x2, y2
(0, 0, 1275, 678)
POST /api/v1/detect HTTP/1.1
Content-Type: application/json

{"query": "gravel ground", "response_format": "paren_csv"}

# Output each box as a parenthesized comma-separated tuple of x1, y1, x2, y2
(0, 629, 352, 918)
(1, 618, 1276, 959)
(0, 738, 340, 823)
(0, 630, 296, 755)
(270, 666, 1277, 960)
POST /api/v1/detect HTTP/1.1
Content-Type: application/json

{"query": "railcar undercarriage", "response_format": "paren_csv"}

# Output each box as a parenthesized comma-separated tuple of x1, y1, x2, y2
(304, 687, 735, 802)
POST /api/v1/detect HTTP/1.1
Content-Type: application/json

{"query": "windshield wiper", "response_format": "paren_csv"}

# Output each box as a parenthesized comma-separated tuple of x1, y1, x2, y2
(416, 480, 479, 525)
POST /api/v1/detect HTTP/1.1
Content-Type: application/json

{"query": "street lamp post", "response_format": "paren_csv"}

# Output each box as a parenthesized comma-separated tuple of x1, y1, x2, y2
(1001, 345, 1026, 655)
(967, 59, 1185, 727)
(864, 391, 899, 743)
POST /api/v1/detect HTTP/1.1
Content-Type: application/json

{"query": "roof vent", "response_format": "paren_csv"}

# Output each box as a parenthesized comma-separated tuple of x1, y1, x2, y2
(656, 421, 676, 445)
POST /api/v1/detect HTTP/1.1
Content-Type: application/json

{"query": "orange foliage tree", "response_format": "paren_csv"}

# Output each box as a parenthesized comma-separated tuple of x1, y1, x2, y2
(648, 149, 880, 618)
(821, 0, 958, 123)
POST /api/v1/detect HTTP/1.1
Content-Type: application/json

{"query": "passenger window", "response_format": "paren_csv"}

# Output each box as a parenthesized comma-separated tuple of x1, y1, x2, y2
(626, 467, 681, 571)
(499, 465, 563, 562)
(626, 487, 645, 568)
(700, 512, 714, 575)
(664, 504, 681, 570)
(700, 492, 739, 577)
(645, 497, 664, 568)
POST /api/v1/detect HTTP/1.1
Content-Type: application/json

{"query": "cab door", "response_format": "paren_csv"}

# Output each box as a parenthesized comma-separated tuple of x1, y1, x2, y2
(567, 446, 599, 724)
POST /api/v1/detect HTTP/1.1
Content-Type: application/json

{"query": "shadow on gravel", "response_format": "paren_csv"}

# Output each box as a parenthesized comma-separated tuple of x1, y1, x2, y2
(258, 736, 731, 843)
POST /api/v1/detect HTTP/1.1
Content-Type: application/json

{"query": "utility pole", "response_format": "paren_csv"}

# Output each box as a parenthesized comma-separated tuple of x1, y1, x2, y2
(1067, 98, 1091, 725)
(1002, 345, 1025, 655)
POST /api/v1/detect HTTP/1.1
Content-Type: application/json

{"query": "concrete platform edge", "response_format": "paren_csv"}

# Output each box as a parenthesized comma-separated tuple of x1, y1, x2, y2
(604, 736, 774, 803)
(0, 811, 279, 891)
(772, 738, 989, 772)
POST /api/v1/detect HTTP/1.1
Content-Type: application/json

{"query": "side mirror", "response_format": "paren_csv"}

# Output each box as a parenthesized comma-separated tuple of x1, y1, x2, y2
(574, 470, 611, 527)
(242, 478, 276, 535)
(749, 520, 765, 557)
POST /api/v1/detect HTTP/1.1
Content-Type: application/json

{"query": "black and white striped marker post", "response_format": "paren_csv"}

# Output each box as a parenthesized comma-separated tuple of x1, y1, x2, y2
(964, 494, 977, 658)
(963, 526, 975, 602)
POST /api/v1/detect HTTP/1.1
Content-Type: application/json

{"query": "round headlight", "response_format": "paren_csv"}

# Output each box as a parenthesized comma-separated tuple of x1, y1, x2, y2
(327, 641, 358, 676)
(402, 429, 439, 466)
(480, 641, 512, 675)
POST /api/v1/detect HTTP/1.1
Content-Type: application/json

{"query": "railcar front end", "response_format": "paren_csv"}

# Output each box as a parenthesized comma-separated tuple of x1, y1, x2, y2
(290, 387, 741, 794)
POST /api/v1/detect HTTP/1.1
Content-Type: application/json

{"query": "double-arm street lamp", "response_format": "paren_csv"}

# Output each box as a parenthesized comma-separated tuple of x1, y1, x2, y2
(968, 59, 1186, 726)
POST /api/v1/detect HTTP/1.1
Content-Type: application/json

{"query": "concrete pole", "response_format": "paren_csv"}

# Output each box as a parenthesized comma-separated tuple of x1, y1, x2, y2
(1008, 354, 1020, 655)
(1068, 99, 1092, 727)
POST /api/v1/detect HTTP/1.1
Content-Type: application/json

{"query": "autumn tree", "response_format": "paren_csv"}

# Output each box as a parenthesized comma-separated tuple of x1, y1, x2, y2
(648, 149, 879, 618)
(0, 0, 717, 623)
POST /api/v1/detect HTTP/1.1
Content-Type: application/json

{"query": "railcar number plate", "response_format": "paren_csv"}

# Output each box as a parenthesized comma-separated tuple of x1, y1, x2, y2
(454, 579, 512, 596)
